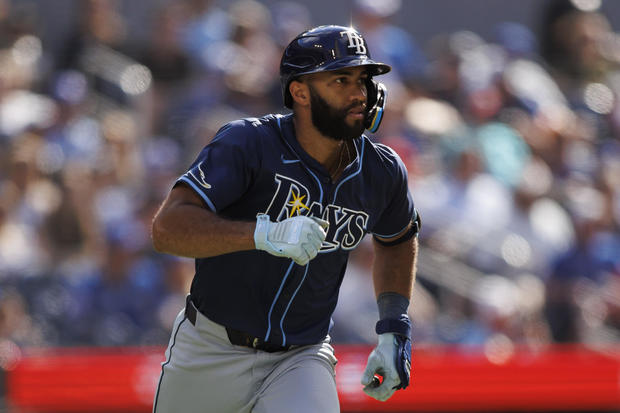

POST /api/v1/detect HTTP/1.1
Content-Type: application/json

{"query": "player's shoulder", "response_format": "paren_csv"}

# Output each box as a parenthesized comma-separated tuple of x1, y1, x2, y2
(362, 136, 407, 172)
(213, 114, 282, 143)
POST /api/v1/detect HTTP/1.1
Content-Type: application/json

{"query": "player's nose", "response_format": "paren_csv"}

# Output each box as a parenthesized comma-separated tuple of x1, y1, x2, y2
(347, 93, 366, 112)
(350, 82, 367, 104)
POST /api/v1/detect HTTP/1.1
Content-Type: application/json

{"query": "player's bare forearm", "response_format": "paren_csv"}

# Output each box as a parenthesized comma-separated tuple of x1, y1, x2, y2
(371, 235, 418, 299)
(151, 184, 255, 258)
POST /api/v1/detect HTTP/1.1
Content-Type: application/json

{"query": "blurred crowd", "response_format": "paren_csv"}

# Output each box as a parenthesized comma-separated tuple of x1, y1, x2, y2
(0, 0, 619, 362)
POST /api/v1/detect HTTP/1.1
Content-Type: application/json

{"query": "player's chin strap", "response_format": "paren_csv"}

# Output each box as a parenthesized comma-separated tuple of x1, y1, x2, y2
(365, 79, 387, 133)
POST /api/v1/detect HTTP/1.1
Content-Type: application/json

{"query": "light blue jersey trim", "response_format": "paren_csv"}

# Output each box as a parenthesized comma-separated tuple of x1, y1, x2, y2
(264, 260, 295, 341)
(276, 115, 324, 204)
(333, 139, 365, 204)
(269, 115, 325, 344)
(281, 154, 300, 164)
(177, 176, 217, 212)
(278, 264, 310, 346)
(275, 164, 324, 345)
(305, 168, 324, 204)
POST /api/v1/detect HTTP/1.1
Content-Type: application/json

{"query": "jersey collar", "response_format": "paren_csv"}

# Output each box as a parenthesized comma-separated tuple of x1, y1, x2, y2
(278, 113, 362, 182)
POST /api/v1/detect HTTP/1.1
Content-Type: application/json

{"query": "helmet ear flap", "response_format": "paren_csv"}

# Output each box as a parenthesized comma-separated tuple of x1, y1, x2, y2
(365, 79, 387, 133)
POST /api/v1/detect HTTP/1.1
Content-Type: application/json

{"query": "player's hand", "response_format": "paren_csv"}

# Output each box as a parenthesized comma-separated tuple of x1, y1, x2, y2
(254, 214, 328, 265)
(361, 332, 412, 401)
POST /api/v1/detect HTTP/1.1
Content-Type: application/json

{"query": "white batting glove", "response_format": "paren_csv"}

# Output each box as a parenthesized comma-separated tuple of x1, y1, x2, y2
(254, 214, 328, 265)
(361, 333, 402, 402)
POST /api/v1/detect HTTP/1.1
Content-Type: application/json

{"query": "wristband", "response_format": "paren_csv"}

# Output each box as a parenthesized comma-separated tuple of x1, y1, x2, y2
(377, 292, 409, 320)
(375, 315, 411, 337)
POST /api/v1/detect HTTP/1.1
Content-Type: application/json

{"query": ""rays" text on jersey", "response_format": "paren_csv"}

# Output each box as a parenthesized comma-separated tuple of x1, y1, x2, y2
(263, 174, 368, 252)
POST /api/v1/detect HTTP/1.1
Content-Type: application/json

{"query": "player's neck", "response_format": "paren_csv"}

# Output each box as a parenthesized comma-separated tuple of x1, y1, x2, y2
(293, 114, 348, 178)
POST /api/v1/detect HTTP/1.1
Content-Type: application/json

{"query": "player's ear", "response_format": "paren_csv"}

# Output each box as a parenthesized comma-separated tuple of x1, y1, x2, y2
(289, 80, 310, 107)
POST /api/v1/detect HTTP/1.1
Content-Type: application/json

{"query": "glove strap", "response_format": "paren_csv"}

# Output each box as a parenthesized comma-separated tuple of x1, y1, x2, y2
(255, 214, 284, 253)
(254, 214, 270, 245)
(375, 315, 411, 337)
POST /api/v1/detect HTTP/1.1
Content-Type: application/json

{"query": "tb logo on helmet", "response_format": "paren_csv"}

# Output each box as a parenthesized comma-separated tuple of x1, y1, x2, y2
(340, 30, 367, 55)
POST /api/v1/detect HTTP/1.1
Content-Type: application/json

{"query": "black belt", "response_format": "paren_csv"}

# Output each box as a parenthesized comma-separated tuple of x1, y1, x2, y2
(185, 296, 293, 353)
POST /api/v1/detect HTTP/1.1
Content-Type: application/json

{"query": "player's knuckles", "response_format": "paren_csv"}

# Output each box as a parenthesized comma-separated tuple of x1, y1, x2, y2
(372, 390, 388, 402)
(308, 235, 322, 251)
(384, 375, 400, 389)
(298, 245, 312, 264)
(298, 245, 311, 260)
(303, 236, 319, 251)
(302, 242, 318, 259)
(363, 386, 380, 399)
(364, 386, 392, 402)
(379, 390, 395, 402)
(293, 255, 309, 265)
(377, 383, 396, 400)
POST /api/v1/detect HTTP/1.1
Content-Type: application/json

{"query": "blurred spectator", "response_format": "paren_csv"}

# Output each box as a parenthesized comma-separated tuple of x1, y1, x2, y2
(0, 0, 38, 49)
(217, 0, 281, 113)
(424, 30, 485, 109)
(138, 3, 192, 136)
(57, 0, 127, 71)
(0, 287, 43, 348)
(541, 0, 620, 140)
(542, 0, 619, 90)
(545, 175, 620, 342)
(352, 0, 427, 90)
(0, 35, 52, 141)
(56, 0, 154, 107)
(41, 70, 101, 166)
(180, 0, 231, 68)
(0, 134, 53, 277)
(270, 1, 312, 48)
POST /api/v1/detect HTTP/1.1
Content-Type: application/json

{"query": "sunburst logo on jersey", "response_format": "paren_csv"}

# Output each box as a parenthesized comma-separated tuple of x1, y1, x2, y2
(287, 192, 309, 217)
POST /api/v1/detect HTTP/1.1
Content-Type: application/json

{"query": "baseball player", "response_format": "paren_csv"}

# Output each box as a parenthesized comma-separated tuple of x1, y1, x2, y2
(151, 25, 420, 413)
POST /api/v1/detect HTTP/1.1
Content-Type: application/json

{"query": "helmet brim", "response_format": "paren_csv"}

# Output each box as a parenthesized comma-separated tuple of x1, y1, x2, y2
(299, 57, 391, 78)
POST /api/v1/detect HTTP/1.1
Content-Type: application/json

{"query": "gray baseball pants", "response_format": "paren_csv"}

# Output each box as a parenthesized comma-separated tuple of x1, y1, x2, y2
(153, 303, 340, 413)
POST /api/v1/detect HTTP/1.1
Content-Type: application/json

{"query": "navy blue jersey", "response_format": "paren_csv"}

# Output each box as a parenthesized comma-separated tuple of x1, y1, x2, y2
(175, 113, 415, 346)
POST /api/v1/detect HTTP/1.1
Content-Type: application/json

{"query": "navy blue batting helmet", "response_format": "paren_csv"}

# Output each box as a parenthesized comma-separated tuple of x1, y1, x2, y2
(280, 25, 391, 132)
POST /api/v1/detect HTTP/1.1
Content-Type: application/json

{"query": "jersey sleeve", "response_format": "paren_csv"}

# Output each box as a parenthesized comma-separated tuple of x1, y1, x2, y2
(175, 120, 259, 212)
(370, 144, 416, 238)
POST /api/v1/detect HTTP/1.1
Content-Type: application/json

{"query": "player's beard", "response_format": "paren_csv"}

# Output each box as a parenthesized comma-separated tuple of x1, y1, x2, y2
(308, 86, 365, 141)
